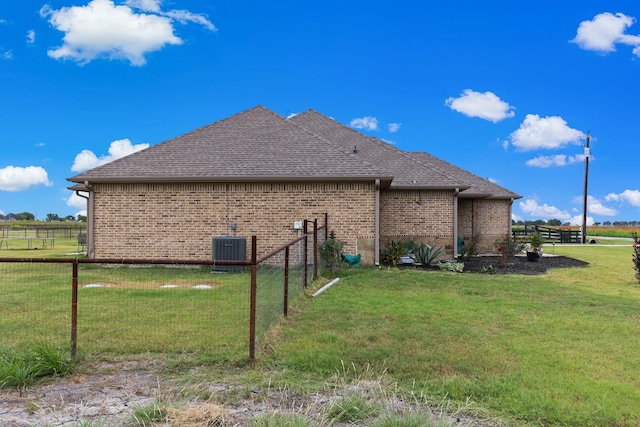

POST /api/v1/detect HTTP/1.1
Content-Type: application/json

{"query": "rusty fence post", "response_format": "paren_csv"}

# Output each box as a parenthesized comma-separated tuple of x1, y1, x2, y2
(303, 220, 308, 288)
(249, 236, 257, 363)
(71, 259, 78, 359)
(284, 246, 289, 317)
(313, 218, 318, 281)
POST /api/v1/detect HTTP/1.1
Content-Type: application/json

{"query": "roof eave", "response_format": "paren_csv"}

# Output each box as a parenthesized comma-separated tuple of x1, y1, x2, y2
(389, 184, 471, 191)
(67, 175, 394, 185)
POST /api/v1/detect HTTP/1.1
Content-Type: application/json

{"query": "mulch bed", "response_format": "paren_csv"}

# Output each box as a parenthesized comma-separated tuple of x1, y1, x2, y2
(459, 255, 589, 275)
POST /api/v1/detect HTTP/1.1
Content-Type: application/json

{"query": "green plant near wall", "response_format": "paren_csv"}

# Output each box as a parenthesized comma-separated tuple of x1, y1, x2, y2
(494, 233, 521, 267)
(406, 240, 443, 266)
(380, 240, 407, 266)
(318, 237, 346, 272)
(460, 233, 482, 259)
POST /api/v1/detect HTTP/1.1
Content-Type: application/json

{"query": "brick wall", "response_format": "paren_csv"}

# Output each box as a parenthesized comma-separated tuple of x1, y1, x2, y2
(458, 198, 513, 253)
(91, 182, 376, 260)
(380, 190, 456, 255)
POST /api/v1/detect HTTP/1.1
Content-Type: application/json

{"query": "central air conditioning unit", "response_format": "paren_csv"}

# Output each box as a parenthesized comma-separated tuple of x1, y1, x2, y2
(212, 236, 246, 271)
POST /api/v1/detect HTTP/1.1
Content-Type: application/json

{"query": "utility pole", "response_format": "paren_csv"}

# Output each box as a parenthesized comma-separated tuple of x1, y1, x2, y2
(581, 132, 590, 244)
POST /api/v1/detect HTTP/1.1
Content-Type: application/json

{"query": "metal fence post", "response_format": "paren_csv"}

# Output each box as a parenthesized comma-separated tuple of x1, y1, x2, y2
(249, 235, 257, 363)
(71, 259, 78, 359)
(313, 218, 318, 281)
(284, 246, 289, 317)
(303, 220, 308, 288)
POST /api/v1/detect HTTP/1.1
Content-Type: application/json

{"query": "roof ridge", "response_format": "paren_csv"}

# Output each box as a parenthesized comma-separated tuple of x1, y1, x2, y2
(291, 110, 467, 187)
(286, 112, 391, 178)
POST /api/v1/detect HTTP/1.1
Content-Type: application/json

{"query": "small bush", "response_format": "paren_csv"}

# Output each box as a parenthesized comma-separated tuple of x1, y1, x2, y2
(380, 240, 407, 266)
(460, 233, 482, 259)
(438, 262, 464, 273)
(319, 236, 346, 272)
(481, 265, 497, 274)
(494, 233, 521, 266)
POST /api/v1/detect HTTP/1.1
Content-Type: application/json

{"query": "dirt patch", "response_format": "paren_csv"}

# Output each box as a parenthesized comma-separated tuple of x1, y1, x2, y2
(0, 361, 500, 426)
(459, 254, 588, 275)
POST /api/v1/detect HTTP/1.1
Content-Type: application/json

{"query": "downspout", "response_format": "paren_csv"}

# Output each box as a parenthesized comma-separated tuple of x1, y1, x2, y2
(75, 181, 94, 258)
(509, 198, 515, 237)
(453, 188, 460, 258)
(375, 179, 380, 266)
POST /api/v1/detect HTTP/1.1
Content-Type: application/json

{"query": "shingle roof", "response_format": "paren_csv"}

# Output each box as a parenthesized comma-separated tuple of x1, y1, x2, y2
(68, 106, 393, 185)
(289, 109, 520, 199)
(289, 110, 469, 190)
(67, 105, 521, 200)
(408, 152, 521, 199)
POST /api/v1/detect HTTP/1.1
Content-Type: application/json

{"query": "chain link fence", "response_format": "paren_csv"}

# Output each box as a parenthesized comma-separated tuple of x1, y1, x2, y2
(0, 217, 327, 362)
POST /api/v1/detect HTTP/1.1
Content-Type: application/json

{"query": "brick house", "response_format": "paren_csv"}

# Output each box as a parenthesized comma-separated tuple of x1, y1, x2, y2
(68, 106, 521, 264)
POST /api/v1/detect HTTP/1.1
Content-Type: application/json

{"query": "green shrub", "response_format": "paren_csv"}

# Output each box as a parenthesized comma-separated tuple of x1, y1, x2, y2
(406, 241, 443, 266)
(438, 262, 464, 273)
(380, 240, 407, 266)
(494, 233, 521, 266)
(460, 233, 482, 259)
(319, 237, 346, 272)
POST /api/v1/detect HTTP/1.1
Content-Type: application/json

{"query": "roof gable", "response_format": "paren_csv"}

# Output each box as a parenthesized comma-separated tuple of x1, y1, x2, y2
(69, 106, 392, 184)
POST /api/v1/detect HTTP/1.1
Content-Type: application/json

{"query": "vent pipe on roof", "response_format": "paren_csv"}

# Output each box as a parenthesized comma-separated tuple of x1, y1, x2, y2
(353, 145, 358, 154)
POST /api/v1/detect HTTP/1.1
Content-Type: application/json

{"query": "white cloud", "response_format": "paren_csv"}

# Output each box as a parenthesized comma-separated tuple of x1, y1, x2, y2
(388, 123, 401, 133)
(26, 30, 36, 44)
(41, 0, 215, 66)
(3, 50, 13, 60)
(163, 9, 216, 30)
(510, 114, 586, 151)
(445, 89, 515, 123)
(125, 0, 161, 12)
(71, 138, 149, 172)
(569, 214, 594, 227)
(606, 189, 640, 207)
(526, 153, 585, 168)
(572, 12, 640, 57)
(519, 199, 571, 221)
(66, 191, 88, 210)
(350, 116, 379, 131)
(0, 166, 53, 192)
(573, 195, 618, 216)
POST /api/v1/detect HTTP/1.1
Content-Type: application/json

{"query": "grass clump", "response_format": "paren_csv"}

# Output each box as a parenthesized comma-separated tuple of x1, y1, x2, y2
(325, 394, 379, 423)
(132, 401, 167, 424)
(250, 412, 315, 426)
(0, 343, 74, 393)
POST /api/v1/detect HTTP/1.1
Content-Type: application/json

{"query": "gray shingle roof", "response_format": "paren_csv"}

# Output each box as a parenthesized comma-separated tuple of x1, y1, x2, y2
(408, 152, 521, 199)
(67, 105, 521, 200)
(289, 109, 520, 199)
(289, 110, 469, 190)
(68, 106, 392, 184)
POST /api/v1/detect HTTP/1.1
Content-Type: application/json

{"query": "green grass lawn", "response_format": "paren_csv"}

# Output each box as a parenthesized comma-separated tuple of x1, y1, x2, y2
(3, 239, 639, 425)
(265, 245, 640, 426)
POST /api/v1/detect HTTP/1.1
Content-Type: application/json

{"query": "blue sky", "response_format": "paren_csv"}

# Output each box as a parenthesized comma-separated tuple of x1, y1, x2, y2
(1, 0, 639, 224)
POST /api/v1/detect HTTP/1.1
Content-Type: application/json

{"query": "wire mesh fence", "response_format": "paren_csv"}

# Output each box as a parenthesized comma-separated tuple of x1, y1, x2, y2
(0, 216, 328, 362)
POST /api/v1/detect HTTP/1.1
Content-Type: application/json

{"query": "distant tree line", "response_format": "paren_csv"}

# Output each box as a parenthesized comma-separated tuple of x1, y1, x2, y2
(0, 212, 86, 222)
(513, 219, 640, 227)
